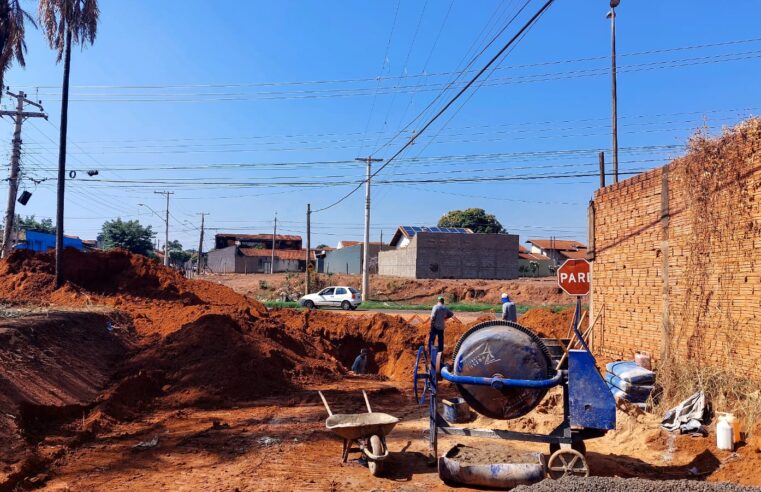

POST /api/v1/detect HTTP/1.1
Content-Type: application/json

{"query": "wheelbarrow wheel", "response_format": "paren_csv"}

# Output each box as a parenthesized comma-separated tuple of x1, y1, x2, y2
(367, 435, 384, 476)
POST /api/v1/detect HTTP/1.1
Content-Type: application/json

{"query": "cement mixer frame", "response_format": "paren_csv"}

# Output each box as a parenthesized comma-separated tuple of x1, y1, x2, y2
(413, 300, 616, 479)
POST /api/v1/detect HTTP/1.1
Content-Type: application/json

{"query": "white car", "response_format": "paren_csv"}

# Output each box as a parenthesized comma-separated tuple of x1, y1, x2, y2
(299, 286, 361, 310)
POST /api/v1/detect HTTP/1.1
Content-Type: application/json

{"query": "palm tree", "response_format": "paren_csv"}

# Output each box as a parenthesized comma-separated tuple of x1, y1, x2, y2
(38, 0, 98, 287)
(0, 0, 34, 101)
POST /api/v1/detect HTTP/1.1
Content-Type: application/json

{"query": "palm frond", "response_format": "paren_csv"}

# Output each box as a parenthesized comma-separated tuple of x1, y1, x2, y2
(0, 0, 34, 95)
(38, 0, 98, 62)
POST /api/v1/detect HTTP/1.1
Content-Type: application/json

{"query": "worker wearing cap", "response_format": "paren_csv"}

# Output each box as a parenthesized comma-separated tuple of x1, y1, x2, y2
(501, 293, 518, 322)
(429, 296, 454, 355)
(351, 348, 369, 374)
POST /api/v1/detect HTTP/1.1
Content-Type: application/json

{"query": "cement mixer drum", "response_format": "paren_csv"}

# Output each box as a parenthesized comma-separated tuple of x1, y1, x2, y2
(452, 321, 554, 420)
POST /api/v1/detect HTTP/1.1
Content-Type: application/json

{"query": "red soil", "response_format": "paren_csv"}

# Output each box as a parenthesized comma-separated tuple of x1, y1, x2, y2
(1, 249, 758, 489)
(0, 248, 267, 337)
(519, 306, 585, 339)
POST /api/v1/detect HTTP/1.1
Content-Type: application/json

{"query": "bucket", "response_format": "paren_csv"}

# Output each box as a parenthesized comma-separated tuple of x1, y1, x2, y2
(443, 398, 471, 423)
(634, 351, 652, 370)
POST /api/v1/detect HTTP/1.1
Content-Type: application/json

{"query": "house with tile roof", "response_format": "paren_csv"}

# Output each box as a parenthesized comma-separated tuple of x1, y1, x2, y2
(526, 239, 588, 266)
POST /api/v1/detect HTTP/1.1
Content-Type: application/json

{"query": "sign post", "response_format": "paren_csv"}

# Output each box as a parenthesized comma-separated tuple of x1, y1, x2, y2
(557, 259, 591, 351)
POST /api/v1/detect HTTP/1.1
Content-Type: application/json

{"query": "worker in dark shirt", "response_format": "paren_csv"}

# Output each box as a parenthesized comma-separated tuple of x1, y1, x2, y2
(429, 296, 454, 356)
(501, 293, 518, 322)
(351, 348, 369, 374)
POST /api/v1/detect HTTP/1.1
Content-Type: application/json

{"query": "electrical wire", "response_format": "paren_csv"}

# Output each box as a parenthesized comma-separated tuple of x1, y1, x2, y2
(313, 0, 555, 213)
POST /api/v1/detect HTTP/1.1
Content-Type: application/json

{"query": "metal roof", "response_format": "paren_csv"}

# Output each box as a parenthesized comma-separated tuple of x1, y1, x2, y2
(400, 226, 472, 236)
(390, 225, 474, 247)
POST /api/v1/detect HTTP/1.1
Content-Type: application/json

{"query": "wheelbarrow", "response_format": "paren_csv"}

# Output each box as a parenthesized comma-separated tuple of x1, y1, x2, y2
(318, 390, 399, 476)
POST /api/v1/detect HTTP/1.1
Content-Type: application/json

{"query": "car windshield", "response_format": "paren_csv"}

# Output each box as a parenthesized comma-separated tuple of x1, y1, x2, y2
(349, 288, 359, 294)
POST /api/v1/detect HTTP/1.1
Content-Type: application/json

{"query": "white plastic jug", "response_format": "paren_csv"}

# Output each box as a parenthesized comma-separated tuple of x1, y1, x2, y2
(725, 413, 742, 443)
(716, 413, 738, 451)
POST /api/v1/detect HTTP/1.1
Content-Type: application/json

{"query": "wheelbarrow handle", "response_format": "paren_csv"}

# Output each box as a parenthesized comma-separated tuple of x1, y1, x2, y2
(362, 390, 373, 413)
(318, 391, 333, 416)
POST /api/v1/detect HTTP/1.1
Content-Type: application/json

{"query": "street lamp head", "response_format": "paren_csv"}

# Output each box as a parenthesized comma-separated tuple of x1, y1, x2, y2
(610, 0, 620, 7)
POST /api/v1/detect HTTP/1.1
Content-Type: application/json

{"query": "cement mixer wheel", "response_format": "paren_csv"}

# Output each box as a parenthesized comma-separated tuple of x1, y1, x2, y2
(547, 449, 589, 479)
(549, 441, 586, 456)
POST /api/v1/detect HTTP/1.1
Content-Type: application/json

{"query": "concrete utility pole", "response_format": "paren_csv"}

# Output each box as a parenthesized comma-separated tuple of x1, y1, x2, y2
(271, 212, 277, 274)
(608, 0, 620, 183)
(355, 156, 383, 302)
(154, 191, 174, 266)
(305, 203, 311, 295)
(0, 90, 47, 258)
(196, 212, 208, 274)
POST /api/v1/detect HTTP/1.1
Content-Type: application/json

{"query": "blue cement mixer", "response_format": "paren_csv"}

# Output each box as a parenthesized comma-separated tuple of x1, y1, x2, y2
(413, 303, 616, 486)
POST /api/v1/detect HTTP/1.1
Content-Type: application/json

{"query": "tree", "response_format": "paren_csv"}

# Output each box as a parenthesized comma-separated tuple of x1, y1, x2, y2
(167, 239, 191, 264)
(0, 0, 34, 100)
(16, 215, 55, 233)
(316, 244, 329, 249)
(100, 219, 154, 256)
(39, 0, 99, 286)
(437, 208, 505, 234)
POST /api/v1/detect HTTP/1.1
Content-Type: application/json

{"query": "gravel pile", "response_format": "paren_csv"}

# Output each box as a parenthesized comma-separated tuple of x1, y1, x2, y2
(514, 477, 761, 492)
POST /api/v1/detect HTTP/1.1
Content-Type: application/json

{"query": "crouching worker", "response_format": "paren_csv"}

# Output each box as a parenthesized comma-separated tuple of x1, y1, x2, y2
(351, 348, 369, 375)
(429, 296, 454, 356)
(501, 292, 517, 322)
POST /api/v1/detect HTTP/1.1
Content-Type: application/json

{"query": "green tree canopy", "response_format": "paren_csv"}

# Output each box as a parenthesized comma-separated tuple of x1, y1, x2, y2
(437, 208, 505, 234)
(16, 215, 55, 234)
(101, 218, 154, 255)
(167, 239, 191, 263)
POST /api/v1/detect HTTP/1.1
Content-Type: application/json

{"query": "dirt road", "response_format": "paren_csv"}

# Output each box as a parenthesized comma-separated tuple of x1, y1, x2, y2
(206, 272, 568, 306)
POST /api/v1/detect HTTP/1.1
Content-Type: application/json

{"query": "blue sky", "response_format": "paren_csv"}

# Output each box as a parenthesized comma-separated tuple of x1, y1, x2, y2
(2, 0, 760, 251)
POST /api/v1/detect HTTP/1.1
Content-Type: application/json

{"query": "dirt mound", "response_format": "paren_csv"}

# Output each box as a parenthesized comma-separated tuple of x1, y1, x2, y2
(121, 313, 341, 408)
(0, 311, 130, 484)
(518, 307, 584, 339)
(0, 249, 267, 336)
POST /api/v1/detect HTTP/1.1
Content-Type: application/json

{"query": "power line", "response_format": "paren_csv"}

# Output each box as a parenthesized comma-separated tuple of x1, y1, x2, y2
(314, 0, 553, 213)
(16, 36, 761, 92)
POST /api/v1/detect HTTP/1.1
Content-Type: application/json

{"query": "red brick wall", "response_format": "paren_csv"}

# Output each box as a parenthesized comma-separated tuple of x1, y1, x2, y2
(591, 120, 761, 378)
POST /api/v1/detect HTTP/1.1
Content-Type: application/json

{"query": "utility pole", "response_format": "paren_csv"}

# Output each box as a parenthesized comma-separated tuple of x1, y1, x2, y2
(355, 156, 383, 302)
(305, 203, 311, 295)
(0, 90, 47, 258)
(154, 191, 174, 266)
(598, 151, 606, 188)
(608, 0, 620, 183)
(196, 212, 208, 275)
(271, 212, 277, 274)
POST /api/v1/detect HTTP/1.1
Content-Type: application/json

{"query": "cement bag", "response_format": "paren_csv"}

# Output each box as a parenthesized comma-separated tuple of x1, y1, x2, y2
(606, 361, 655, 385)
(606, 380, 649, 404)
(605, 372, 653, 401)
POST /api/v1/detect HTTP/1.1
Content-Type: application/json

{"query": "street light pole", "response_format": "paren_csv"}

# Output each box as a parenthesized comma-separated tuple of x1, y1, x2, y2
(608, 0, 620, 183)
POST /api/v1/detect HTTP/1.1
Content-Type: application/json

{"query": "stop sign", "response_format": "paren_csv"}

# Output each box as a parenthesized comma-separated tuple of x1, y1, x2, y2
(557, 259, 591, 296)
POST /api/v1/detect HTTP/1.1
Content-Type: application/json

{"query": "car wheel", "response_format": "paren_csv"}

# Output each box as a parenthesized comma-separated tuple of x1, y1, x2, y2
(341, 301, 351, 310)
(304, 300, 315, 310)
